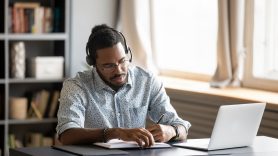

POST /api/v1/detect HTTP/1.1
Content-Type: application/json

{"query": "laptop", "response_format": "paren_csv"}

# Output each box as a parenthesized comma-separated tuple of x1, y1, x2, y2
(173, 103, 266, 151)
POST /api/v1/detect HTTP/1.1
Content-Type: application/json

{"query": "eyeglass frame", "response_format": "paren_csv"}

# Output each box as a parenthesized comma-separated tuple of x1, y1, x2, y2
(96, 58, 130, 73)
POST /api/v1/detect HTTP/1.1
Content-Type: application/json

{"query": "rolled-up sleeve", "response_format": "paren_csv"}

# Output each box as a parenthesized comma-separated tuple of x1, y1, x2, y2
(148, 76, 191, 133)
(56, 79, 87, 136)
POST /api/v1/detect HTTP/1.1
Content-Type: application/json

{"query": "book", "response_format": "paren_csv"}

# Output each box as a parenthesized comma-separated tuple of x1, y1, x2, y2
(34, 7, 44, 33)
(24, 8, 35, 33)
(38, 90, 50, 117)
(94, 139, 172, 149)
(30, 101, 42, 119)
(26, 132, 43, 147)
(42, 137, 53, 146)
(14, 2, 40, 8)
(9, 134, 16, 149)
(48, 90, 60, 118)
(27, 90, 51, 119)
(12, 7, 21, 33)
(53, 8, 61, 32)
(43, 7, 53, 33)
(8, 7, 13, 32)
(13, 2, 40, 33)
(15, 139, 23, 148)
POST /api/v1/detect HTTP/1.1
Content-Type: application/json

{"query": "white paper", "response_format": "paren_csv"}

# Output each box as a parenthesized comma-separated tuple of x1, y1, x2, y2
(94, 139, 171, 149)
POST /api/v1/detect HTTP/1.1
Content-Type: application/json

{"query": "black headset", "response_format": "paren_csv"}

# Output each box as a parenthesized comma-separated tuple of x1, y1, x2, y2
(86, 28, 132, 66)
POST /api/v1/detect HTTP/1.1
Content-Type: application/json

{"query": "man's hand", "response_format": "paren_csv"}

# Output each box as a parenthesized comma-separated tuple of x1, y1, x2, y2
(147, 124, 175, 142)
(117, 128, 155, 148)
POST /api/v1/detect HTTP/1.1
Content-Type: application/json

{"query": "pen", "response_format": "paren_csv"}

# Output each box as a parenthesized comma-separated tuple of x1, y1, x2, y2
(157, 114, 165, 124)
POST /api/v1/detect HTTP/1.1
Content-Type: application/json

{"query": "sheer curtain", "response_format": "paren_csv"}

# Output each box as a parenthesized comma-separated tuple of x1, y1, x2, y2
(118, 0, 246, 85)
(118, 0, 157, 72)
(210, 0, 246, 88)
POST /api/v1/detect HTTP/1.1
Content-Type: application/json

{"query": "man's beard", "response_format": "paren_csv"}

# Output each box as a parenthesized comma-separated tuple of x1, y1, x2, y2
(96, 68, 127, 91)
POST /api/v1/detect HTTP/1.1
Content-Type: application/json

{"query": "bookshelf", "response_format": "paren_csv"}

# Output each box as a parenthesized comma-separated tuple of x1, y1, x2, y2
(0, 0, 71, 155)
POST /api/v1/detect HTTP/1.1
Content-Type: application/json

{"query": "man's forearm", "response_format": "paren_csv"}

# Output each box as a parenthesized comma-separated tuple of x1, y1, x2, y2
(60, 128, 104, 145)
(60, 127, 155, 148)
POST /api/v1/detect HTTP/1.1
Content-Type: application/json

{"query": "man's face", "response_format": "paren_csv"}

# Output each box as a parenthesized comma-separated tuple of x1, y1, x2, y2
(95, 42, 129, 89)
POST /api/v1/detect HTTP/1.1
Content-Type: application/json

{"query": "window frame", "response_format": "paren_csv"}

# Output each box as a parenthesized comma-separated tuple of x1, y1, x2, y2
(243, 0, 278, 92)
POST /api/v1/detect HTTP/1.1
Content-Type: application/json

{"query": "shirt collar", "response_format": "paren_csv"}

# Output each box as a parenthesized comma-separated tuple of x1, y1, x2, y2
(126, 69, 133, 87)
(93, 67, 133, 92)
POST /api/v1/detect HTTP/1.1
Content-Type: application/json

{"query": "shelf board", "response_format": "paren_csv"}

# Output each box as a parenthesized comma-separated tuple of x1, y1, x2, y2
(0, 79, 5, 84)
(0, 120, 5, 125)
(7, 33, 68, 40)
(8, 78, 65, 83)
(8, 118, 57, 125)
(0, 34, 5, 39)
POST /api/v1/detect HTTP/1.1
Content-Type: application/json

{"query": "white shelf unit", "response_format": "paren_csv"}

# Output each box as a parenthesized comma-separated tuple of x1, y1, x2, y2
(0, 0, 71, 156)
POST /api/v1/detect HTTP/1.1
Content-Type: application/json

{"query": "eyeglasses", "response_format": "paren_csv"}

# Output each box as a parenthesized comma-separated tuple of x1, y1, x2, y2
(98, 59, 130, 72)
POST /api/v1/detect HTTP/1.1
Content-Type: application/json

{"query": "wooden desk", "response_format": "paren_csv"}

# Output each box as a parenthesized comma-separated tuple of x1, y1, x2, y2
(10, 136, 278, 156)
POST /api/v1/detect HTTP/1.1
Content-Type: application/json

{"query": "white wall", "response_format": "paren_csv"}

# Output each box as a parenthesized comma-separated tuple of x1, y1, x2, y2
(70, 0, 117, 77)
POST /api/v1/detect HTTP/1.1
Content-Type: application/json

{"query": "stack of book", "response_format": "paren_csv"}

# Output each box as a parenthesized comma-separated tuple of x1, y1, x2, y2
(27, 90, 60, 119)
(10, 2, 54, 33)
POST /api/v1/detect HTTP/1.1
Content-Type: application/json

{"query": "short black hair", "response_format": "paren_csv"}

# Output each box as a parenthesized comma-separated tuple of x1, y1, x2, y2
(86, 24, 125, 66)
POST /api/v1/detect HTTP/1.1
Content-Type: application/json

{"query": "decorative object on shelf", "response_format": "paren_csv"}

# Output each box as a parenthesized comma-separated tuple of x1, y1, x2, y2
(29, 56, 64, 79)
(9, 97, 28, 119)
(10, 42, 26, 79)
(9, 134, 23, 149)
(25, 132, 54, 147)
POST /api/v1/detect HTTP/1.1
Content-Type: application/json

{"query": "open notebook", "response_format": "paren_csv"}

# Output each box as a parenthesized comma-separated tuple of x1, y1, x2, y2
(94, 139, 171, 149)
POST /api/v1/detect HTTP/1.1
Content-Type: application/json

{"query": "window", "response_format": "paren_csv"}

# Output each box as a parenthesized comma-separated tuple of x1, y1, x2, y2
(152, 0, 218, 80)
(244, 0, 278, 91)
(253, 0, 278, 80)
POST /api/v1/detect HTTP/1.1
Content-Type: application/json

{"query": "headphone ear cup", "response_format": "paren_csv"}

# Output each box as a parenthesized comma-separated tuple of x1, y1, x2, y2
(125, 45, 129, 54)
(86, 55, 93, 66)
(127, 47, 132, 62)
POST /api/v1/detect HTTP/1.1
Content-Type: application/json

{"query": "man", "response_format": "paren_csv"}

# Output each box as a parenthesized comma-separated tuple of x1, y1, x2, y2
(56, 24, 191, 148)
